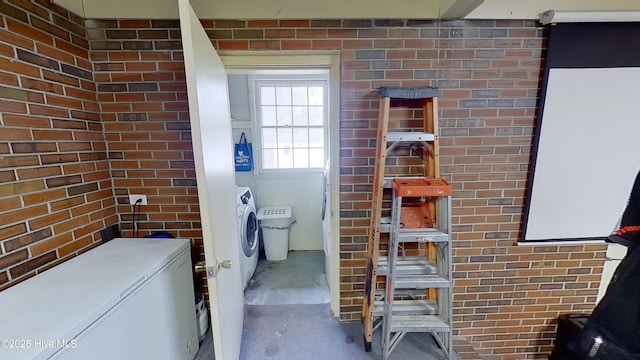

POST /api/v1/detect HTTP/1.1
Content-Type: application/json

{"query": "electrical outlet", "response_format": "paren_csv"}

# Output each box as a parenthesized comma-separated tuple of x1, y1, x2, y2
(128, 194, 147, 205)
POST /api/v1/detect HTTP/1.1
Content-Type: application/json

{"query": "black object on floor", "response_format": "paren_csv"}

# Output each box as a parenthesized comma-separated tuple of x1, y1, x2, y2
(578, 241, 640, 358)
(551, 238, 640, 359)
(549, 314, 588, 360)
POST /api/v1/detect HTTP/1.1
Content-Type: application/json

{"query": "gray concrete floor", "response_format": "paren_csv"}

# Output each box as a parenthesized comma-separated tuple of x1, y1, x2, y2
(195, 250, 461, 360)
(239, 303, 454, 360)
(244, 250, 330, 306)
(195, 250, 330, 359)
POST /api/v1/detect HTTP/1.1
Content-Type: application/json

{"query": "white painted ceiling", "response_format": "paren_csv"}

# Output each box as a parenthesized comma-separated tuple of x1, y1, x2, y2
(53, 0, 640, 20)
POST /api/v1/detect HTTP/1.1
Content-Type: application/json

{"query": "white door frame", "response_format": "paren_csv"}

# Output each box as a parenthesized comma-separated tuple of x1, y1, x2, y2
(220, 51, 341, 316)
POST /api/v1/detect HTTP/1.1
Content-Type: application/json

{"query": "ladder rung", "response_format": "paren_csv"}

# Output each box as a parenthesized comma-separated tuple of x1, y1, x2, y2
(378, 256, 436, 276)
(387, 131, 435, 142)
(380, 216, 391, 233)
(390, 315, 450, 332)
(394, 275, 450, 289)
(382, 221, 450, 237)
(373, 299, 438, 317)
(375, 288, 424, 300)
(396, 229, 450, 243)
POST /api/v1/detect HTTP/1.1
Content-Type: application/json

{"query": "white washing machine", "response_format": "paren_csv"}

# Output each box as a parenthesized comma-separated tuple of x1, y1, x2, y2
(236, 187, 259, 290)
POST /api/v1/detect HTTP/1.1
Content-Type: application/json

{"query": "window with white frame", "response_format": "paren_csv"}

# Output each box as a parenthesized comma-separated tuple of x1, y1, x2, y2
(253, 77, 328, 171)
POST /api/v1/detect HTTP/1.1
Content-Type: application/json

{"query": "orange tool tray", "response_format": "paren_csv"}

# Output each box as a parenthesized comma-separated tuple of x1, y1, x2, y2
(392, 178, 452, 197)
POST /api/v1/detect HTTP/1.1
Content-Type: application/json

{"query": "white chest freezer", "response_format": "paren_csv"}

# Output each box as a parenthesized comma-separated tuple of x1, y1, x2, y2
(0, 238, 199, 360)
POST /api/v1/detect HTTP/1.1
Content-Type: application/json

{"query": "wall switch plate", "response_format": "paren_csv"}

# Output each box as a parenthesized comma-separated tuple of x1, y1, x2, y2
(129, 194, 147, 205)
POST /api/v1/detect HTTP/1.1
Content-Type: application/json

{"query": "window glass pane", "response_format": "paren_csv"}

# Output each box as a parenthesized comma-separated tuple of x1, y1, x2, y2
(294, 148, 309, 168)
(277, 128, 292, 149)
(277, 106, 292, 126)
(262, 106, 276, 126)
(278, 148, 293, 168)
(308, 106, 323, 126)
(309, 128, 324, 147)
(292, 106, 308, 126)
(262, 149, 277, 169)
(308, 86, 323, 105)
(292, 87, 307, 105)
(261, 86, 275, 105)
(276, 86, 292, 105)
(256, 80, 326, 170)
(309, 148, 324, 168)
(262, 128, 277, 148)
(293, 128, 308, 147)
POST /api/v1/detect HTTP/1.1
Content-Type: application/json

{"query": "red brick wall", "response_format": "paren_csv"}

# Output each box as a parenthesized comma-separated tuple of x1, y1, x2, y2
(87, 18, 607, 359)
(86, 18, 206, 280)
(0, 0, 117, 291)
(87, 18, 200, 240)
(0, 4, 607, 358)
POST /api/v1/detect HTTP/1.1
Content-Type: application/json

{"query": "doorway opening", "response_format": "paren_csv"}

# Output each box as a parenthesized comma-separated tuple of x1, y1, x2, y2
(221, 52, 340, 315)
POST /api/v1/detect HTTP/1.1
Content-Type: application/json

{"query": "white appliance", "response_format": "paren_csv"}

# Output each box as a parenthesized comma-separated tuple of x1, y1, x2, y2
(236, 186, 259, 290)
(0, 238, 199, 360)
(194, 292, 209, 342)
(321, 159, 331, 289)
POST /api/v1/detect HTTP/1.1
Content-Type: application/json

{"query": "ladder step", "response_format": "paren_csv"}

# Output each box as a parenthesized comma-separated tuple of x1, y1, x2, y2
(393, 275, 450, 289)
(373, 299, 438, 317)
(381, 218, 450, 238)
(380, 216, 391, 233)
(390, 315, 450, 333)
(396, 229, 450, 243)
(387, 131, 435, 142)
(379, 86, 439, 99)
(374, 288, 424, 301)
(378, 256, 437, 276)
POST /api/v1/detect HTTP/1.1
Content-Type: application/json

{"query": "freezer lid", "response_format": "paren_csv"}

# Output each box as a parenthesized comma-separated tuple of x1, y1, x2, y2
(0, 238, 190, 360)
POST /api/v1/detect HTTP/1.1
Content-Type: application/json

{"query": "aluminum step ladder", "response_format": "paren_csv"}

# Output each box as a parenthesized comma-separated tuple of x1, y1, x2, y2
(361, 86, 449, 357)
(382, 177, 453, 359)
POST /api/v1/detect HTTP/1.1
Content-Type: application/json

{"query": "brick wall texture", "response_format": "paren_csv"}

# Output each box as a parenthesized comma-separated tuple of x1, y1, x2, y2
(0, 0, 117, 291)
(0, 1, 608, 359)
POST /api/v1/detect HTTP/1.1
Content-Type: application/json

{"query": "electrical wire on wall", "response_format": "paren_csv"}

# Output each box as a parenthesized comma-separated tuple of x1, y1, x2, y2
(132, 198, 142, 238)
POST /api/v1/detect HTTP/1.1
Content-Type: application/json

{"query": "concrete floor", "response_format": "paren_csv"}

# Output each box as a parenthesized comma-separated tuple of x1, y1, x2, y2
(195, 250, 329, 360)
(244, 250, 330, 306)
(195, 250, 469, 360)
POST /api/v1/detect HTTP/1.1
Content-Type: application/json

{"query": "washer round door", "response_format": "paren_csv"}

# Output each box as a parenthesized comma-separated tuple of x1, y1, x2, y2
(240, 205, 258, 257)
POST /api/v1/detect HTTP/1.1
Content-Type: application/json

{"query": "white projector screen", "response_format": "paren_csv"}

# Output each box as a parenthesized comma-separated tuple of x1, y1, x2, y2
(524, 67, 640, 241)
(523, 22, 640, 242)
